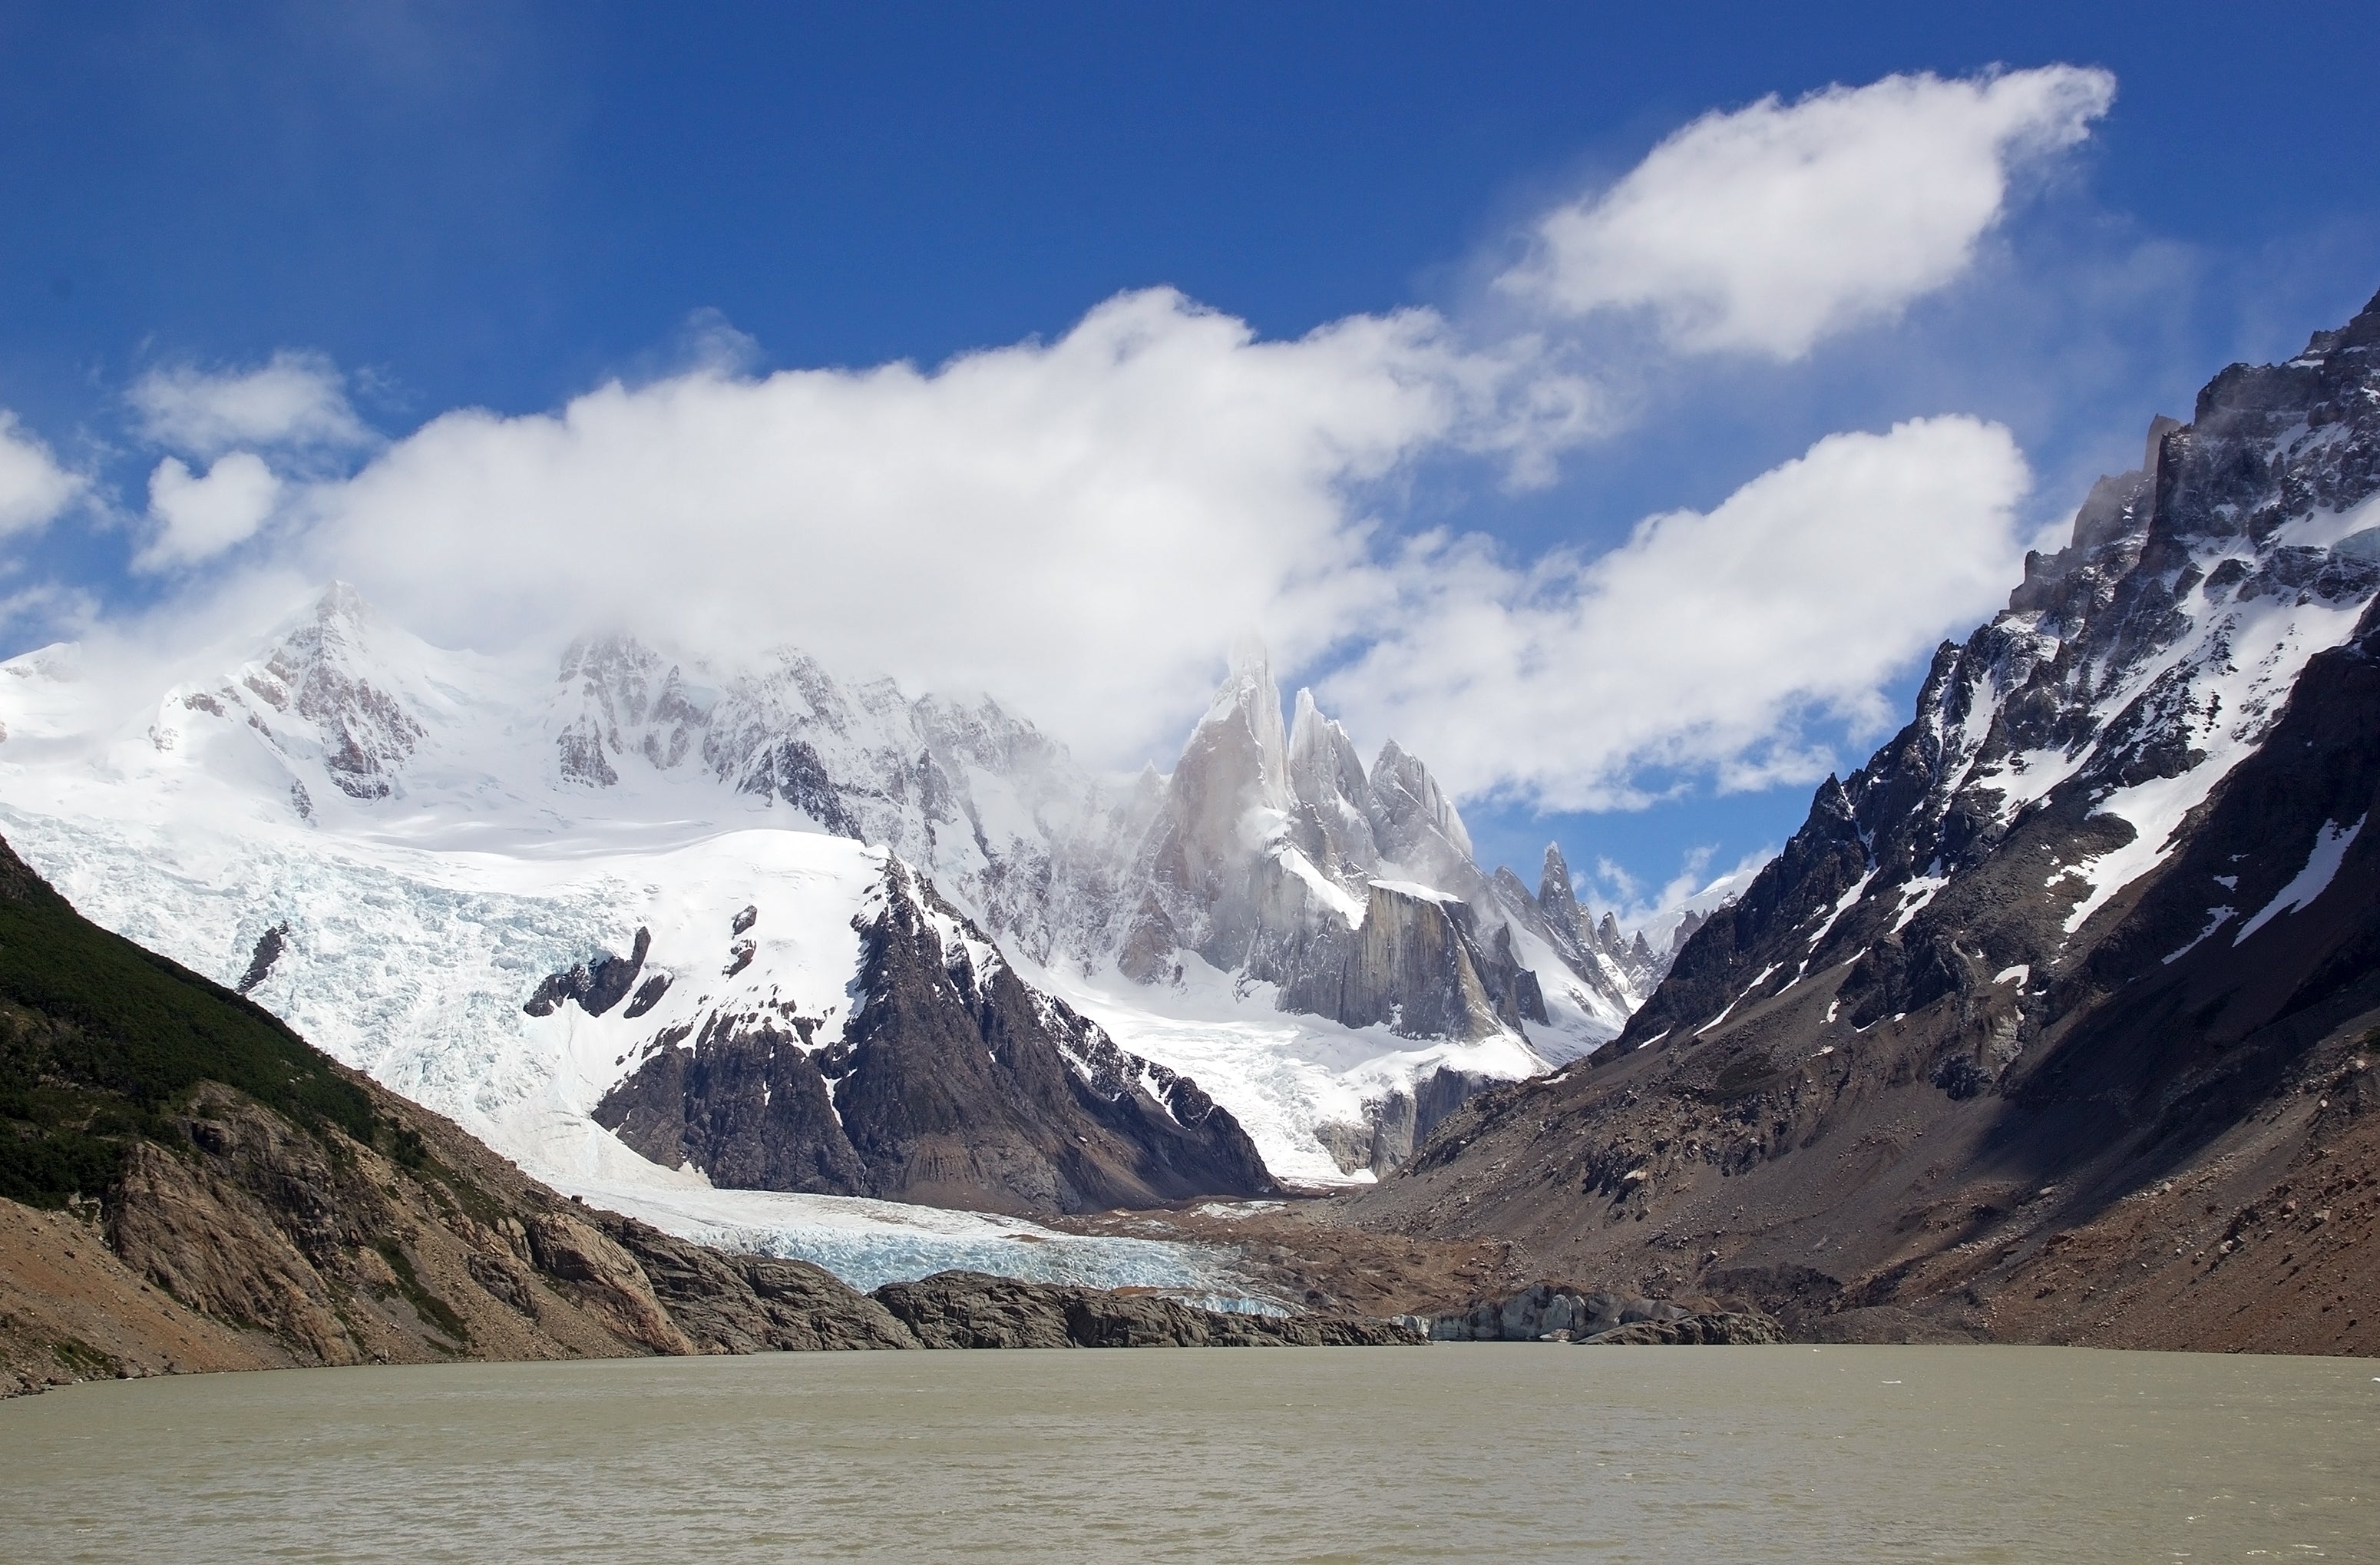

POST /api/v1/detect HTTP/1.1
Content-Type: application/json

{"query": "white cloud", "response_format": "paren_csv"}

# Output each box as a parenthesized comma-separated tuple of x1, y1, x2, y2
(140, 452, 284, 571)
(130, 350, 372, 459)
(285, 289, 1497, 763)
(1317, 416, 2032, 810)
(202, 308, 2034, 796)
(0, 412, 84, 537)
(1593, 844, 1776, 942)
(1501, 66, 2116, 359)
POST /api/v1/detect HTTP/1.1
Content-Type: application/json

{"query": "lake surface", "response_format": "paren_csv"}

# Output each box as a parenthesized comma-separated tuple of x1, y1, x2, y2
(1, 1345, 2373, 1562)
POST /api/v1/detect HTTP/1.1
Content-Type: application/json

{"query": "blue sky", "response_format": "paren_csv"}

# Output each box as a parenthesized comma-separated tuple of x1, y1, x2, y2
(1, 2, 2375, 917)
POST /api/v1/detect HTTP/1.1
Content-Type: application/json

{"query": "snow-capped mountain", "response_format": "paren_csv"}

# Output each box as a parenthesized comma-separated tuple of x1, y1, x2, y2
(1621, 291, 2380, 1054)
(0, 577, 1655, 1209)
(1350, 286, 2380, 1347)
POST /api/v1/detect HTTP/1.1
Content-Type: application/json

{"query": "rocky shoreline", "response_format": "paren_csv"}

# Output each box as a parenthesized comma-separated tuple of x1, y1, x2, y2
(1417, 1282, 1783, 1345)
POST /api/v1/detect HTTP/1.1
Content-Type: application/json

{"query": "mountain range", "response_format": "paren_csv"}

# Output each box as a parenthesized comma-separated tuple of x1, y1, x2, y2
(0, 576, 1678, 1226)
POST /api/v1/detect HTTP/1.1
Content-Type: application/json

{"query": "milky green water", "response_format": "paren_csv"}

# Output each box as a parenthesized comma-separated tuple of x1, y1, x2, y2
(0, 1344, 2372, 1562)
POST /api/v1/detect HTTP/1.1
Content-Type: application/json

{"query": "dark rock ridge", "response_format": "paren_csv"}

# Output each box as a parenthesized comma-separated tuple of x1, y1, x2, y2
(524, 928, 652, 1017)
(595, 861, 1274, 1215)
(236, 921, 287, 995)
(1579, 1312, 1784, 1345)
(1621, 296, 2380, 1060)
(1346, 289, 2380, 1357)
(871, 1271, 1422, 1348)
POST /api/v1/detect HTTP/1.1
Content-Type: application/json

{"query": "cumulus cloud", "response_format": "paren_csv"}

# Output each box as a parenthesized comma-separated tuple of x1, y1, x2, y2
(0, 412, 84, 537)
(1593, 843, 1777, 941)
(1500, 66, 2115, 359)
(140, 452, 284, 571)
(1317, 416, 2032, 809)
(130, 350, 372, 459)
(286, 290, 1492, 763)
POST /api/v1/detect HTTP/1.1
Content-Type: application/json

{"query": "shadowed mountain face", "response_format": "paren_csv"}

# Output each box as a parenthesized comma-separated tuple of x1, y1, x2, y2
(593, 862, 1275, 1215)
(1347, 290, 2380, 1355)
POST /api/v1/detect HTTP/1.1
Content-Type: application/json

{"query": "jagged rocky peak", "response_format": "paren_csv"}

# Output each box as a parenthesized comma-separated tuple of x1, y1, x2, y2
(1524, 842, 1634, 962)
(1109, 649, 1637, 1072)
(1538, 842, 1578, 914)
(1121, 642, 1305, 974)
(1184, 638, 1294, 819)
(552, 632, 713, 785)
(1367, 738, 1484, 898)
(258, 584, 427, 799)
(166, 580, 438, 803)
(1285, 687, 1382, 889)
(1621, 284, 2380, 1057)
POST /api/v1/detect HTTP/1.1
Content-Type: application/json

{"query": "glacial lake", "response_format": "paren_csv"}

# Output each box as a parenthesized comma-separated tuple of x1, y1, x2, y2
(2, 1345, 2373, 1562)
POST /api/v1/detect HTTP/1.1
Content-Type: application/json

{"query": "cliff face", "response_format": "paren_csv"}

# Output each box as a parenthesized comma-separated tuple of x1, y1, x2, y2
(593, 861, 1274, 1215)
(1345, 291, 2380, 1355)
(1274, 882, 1544, 1042)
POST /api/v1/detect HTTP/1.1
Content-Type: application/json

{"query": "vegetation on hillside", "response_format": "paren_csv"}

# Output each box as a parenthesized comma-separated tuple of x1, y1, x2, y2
(0, 837, 375, 1206)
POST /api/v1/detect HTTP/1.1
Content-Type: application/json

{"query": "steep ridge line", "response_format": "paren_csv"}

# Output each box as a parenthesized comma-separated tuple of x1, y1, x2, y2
(1343, 286, 2380, 1355)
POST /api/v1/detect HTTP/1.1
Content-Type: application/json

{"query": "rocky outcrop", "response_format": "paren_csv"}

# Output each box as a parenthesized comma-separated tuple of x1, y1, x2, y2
(523, 928, 650, 1017)
(597, 862, 1274, 1215)
(1347, 290, 2380, 1358)
(871, 1270, 1423, 1348)
(1580, 1312, 1784, 1346)
(1120, 647, 1582, 1049)
(1416, 1282, 1784, 1345)
(1426, 1282, 1687, 1342)
(236, 921, 286, 995)
(594, 1010, 866, 1193)
(593, 1219, 920, 1352)
(1313, 1065, 1499, 1179)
